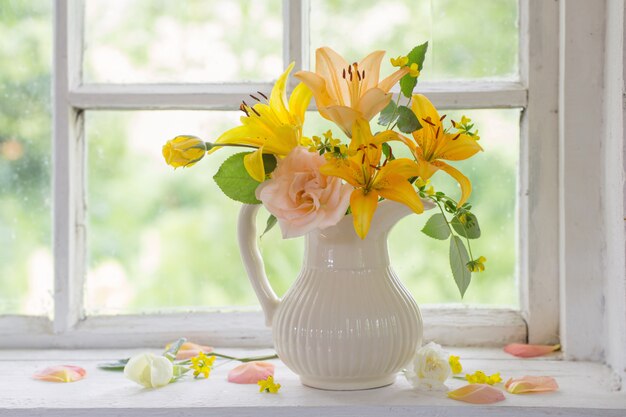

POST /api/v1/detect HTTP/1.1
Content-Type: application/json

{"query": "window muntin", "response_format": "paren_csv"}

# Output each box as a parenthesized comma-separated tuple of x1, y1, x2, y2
(0, 1, 53, 316)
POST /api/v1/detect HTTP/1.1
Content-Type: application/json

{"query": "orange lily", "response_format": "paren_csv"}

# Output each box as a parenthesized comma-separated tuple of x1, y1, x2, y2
(320, 119, 424, 239)
(295, 47, 409, 136)
(210, 62, 312, 181)
(407, 94, 483, 206)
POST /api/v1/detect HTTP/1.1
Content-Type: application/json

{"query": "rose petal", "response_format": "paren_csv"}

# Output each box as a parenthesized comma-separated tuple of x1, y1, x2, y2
(505, 376, 559, 394)
(503, 343, 560, 358)
(448, 384, 506, 404)
(33, 365, 86, 383)
(228, 361, 275, 384)
(172, 342, 213, 360)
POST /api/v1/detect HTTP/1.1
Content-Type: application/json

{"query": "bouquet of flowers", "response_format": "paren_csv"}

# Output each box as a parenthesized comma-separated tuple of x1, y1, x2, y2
(162, 43, 485, 296)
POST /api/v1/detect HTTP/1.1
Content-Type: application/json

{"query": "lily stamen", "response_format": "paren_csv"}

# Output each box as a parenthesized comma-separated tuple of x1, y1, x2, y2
(257, 91, 268, 100)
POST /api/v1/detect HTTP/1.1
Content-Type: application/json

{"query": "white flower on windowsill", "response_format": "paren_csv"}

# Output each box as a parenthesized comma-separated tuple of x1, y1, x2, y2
(124, 353, 174, 388)
(404, 342, 452, 391)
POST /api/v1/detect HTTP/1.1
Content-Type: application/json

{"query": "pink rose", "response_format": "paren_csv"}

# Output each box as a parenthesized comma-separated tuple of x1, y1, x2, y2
(256, 146, 351, 238)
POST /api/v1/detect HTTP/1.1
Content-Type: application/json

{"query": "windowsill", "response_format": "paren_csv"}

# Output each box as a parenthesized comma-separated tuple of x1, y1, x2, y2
(1, 348, 624, 417)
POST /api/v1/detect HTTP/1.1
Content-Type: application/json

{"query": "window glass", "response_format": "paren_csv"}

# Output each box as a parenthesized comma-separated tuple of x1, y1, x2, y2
(86, 107, 517, 314)
(0, 1, 52, 315)
(310, 0, 518, 81)
(85, 111, 303, 314)
(83, 0, 283, 84)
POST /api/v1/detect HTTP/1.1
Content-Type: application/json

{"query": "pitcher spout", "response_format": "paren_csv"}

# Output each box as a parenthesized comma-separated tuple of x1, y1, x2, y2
(369, 198, 436, 238)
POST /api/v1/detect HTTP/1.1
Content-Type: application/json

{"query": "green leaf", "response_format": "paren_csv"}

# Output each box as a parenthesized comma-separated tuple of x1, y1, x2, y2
(97, 358, 129, 371)
(449, 235, 471, 297)
(260, 214, 277, 238)
(382, 142, 395, 160)
(262, 154, 277, 175)
(396, 105, 422, 133)
(213, 152, 262, 204)
(422, 213, 451, 240)
(451, 213, 481, 239)
(400, 42, 429, 98)
(163, 337, 187, 362)
(400, 74, 417, 98)
(378, 100, 398, 126)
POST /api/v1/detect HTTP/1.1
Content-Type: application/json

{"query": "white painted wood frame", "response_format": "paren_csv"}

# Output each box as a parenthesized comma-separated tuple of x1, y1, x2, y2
(0, 0, 566, 349)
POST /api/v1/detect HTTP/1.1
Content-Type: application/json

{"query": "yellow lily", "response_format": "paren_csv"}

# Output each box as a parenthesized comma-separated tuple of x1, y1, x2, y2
(408, 94, 483, 206)
(211, 62, 312, 181)
(321, 119, 424, 239)
(295, 47, 409, 137)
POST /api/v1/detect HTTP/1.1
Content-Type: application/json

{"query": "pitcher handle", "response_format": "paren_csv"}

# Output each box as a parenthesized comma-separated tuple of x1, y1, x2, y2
(237, 204, 280, 327)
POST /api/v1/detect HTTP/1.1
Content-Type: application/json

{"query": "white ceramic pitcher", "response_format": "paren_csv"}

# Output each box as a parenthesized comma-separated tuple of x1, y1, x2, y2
(237, 199, 433, 390)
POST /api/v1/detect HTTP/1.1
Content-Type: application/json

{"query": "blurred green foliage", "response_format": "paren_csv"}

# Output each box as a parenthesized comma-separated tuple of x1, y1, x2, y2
(1, 0, 519, 315)
(0, 1, 52, 314)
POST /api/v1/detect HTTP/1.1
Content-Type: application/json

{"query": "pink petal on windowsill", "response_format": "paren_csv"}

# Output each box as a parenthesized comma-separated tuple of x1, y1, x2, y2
(505, 376, 559, 394)
(447, 383, 506, 404)
(33, 365, 86, 383)
(228, 361, 275, 384)
(503, 343, 560, 358)
(173, 342, 214, 360)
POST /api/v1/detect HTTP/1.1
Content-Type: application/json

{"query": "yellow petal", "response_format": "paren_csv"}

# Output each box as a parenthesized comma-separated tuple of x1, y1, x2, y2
(293, 70, 336, 109)
(243, 148, 266, 182)
(269, 62, 295, 124)
(358, 87, 392, 121)
(315, 47, 349, 106)
(380, 158, 421, 179)
(413, 148, 440, 179)
(350, 188, 379, 239)
(322, 105, 361, 137)
(288, 82, 313, 124)
(320, 157, 363, 188)
(411, 94, 442, 130)
(378, 66, 409, 92)
(433, 160, 472, 207)
(211, 125, 263, 154)
(357, 50, 385, 91)
(374, 173, 424, 214)
(434, 132, 484, 161)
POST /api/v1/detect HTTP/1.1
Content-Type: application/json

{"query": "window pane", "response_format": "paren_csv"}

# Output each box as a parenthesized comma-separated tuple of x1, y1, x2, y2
(85, 111, 302, 314)
(304, 109, 519, 306)
(310, 0, 518, 81)
(0, 1, 52, 315)
(83, 0, 283, 84)
(87, 107, 517, 313)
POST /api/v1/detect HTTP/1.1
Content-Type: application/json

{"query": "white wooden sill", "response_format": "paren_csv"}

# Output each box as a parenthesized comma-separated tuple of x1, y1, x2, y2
(1, 348, 624, 417)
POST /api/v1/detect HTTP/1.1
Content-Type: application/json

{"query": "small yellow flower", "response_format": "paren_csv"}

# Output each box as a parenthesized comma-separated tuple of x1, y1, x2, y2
(162, 135, 207, 168)
(488, 372, 502, 385)
(390, 55, 409, 67)
(190, 352, 216, 379)
(258, 375, 281, 393)
(408, 63, 420, 78)
(415, 178, 430, 188)
(467, 256, 487, 273)
(466, 370, 501, 385)
(449, 355, 463, 374)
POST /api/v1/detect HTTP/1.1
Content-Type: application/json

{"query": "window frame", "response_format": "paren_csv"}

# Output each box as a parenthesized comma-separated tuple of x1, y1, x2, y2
(1, 0, 561, 349)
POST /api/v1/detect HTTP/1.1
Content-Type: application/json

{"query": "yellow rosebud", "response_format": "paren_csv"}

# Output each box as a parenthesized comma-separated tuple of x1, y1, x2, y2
(390, 55, 409, 67)
(162, 135, 207, 168)
(409, 63, 420, 78)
